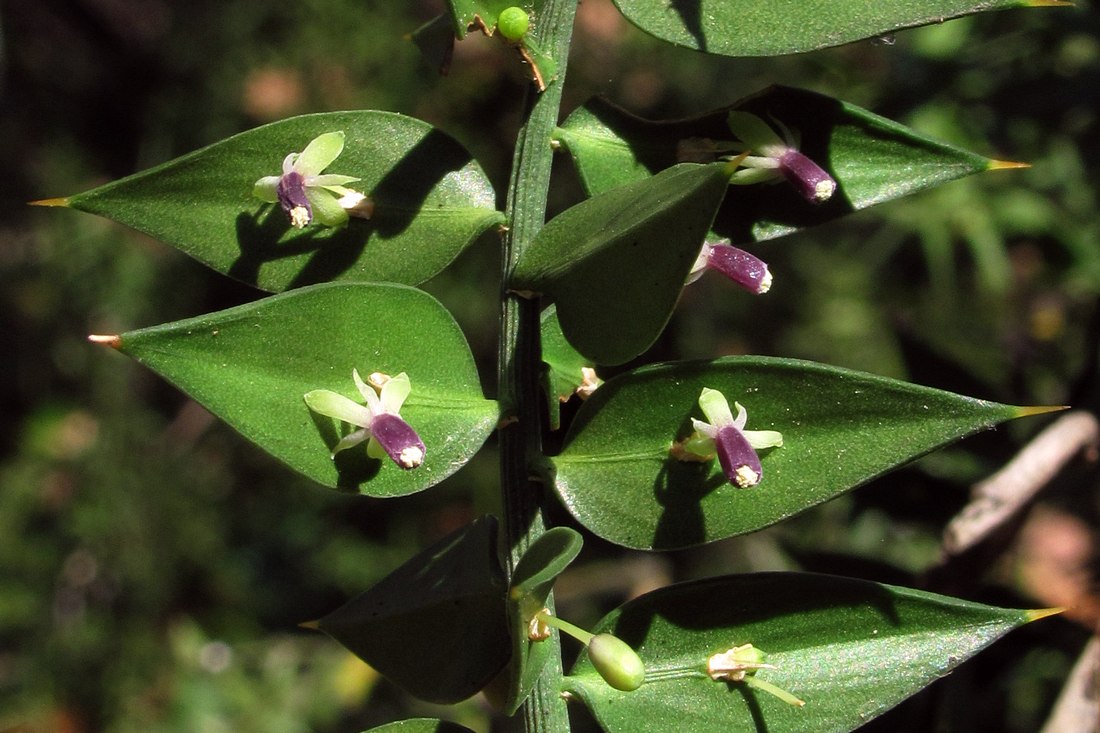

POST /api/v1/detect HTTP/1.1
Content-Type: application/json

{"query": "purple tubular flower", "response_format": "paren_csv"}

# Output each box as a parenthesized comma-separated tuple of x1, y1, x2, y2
(714, 424, 763, 488)
(303, 370, 425, 470)
(368, 412, 426, 469)
(777, 149, 837, 204)
(253, 131, 372, 229)
(276, 170, 312, 226)
(694, 242, 772, 294)
(674, 387, 783, 488)
(726, 111, 837, 205)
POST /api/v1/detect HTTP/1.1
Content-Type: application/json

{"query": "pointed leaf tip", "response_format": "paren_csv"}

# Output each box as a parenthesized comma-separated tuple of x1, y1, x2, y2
(28, 197, 70, 208)
(1026, 607, 1066, 622)
(299, 619, 321, 630)
(1014, 404, 1070, 418)
(87, 334, 122, 349)
(987, 159, 1032, 171)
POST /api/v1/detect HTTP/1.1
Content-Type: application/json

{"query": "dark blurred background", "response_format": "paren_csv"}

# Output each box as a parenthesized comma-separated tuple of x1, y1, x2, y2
(2, 1, 1099, 731)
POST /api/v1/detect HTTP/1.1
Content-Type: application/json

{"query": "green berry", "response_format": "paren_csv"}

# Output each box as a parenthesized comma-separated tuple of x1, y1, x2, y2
(497, 6, 530, 42)
(587, 633, 645, 691)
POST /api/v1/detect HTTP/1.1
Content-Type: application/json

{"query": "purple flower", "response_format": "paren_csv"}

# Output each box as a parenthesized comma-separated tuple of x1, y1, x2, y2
(253, 131, 374, 229)
(304, 370, 425, 469)
(726, 111, 837, 204)
(677, 388, 783, 488)
(687, 241, 772, 294)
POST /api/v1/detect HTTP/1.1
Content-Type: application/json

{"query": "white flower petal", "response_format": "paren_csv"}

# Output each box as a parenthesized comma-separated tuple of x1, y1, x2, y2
(745, 429, 783, 450)
(304, 389, 373, 428)
(353, 369, 382, 414)
(310, 174, 360, 187)
(691, 418, 718, 439)
(698, 387, 735, 428)
(305, 187, 349, 228)
(295, 131, 345, 176)
(380, 372, 412, 414)
(252, 176, 280, 203)
(332, 427, 370, 456)
(726, 112, 787, 157)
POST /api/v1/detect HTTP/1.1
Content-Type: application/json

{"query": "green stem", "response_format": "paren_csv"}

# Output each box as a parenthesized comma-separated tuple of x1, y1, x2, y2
(536, 610, 595, 646)
(498, 2, 578, 732)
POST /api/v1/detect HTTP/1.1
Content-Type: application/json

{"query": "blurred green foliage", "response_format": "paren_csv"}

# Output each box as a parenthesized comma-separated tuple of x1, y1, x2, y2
(1, 0, 1098, 731)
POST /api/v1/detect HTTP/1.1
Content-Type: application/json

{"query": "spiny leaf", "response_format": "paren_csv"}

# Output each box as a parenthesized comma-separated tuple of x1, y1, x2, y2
(555, 87, 1010, 244)
(610, 0, 1069, 57)
(565, 572, 1052, 733)
(104, 283, 497, 496)
(59, 111, 502, 292)
(550, 356, 1053, 550)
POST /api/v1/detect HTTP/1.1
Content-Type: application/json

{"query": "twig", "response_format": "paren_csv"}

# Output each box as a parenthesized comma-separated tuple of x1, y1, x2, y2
(941, 411, 1099, 557)
(1039, 635, 1099, 733)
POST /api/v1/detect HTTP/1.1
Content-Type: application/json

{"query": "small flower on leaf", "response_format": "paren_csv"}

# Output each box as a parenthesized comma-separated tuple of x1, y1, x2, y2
(725, 111, 837, 204)
(253, 131, 374, 229)
(708, 643, 805, 707)
(687, 240, 773, 294)
(304, 370, 425, 469)
(673, 388, 783, 488)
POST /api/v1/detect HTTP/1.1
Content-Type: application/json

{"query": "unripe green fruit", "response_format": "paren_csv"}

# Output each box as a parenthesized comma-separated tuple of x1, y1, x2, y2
(587, 633, 645, 691)
(497, 7, 530, 42)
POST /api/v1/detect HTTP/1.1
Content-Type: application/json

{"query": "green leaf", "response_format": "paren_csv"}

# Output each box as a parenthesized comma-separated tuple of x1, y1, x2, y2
(549, 356, 1050, 550)
(564, 572, 1053, 733)
(555, 88, 1012, 244)
(318, 517, 510, 705)
(511, 526, 584, 602)
(610, 0, 1065, 57)
(512, 163, 731, 365)
(110, 283, 497, 495)
(498, 526, 585, 714)
(541, 305, 598, 430)
(59, 111, 503, 291)
(362, 720, 475, 733)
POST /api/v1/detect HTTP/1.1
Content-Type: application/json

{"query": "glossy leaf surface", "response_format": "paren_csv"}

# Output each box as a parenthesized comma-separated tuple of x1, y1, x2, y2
(512, 163, 731, 365)
(319, 517, 509, 705)
(551, 356, 1046, 549)
(500, 527, 585, 713)
(611, 0, 1058, 57)
(363, 720, 475, 733)
(62, 111, 502, 291)
(113, 283, 497, 495)
(564, 572, 1046, 733)
(555, 88, 1004, 244)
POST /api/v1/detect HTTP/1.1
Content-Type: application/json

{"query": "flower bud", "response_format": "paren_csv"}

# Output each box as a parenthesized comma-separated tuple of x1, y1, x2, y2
(588, 633, 646, 692)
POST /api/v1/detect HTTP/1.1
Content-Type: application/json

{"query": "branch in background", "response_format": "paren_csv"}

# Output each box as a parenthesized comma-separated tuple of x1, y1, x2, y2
(941, 411, 1099, 557)
(1039, 636, 1099, 733)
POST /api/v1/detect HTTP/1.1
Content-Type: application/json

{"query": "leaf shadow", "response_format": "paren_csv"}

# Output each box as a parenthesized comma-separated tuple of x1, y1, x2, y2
(610, 573, 903, 647)
(669, 0, 707, 50)
(369, 128, 475, 239)
(305, 408, 381, 490)
(734, 685, 770, 733)
(572, 88, 853, 246)
(651, 450, 727, 550)
(230, 207, 375, 290)
(712, 87, 851, 245)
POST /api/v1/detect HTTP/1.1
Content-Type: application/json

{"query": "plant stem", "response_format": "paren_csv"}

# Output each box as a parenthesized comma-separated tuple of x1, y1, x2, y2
(498, 2, 578, 732)
(536, 610, 596, 646)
